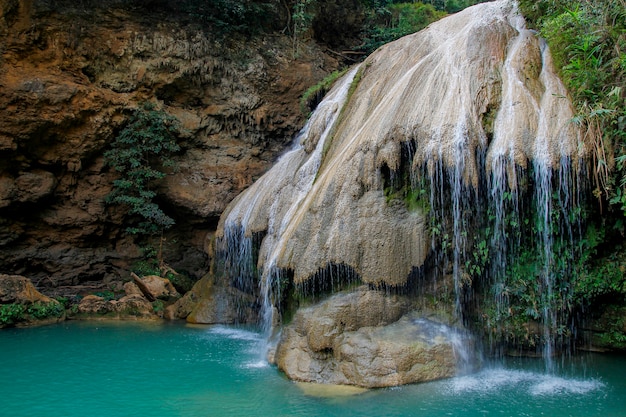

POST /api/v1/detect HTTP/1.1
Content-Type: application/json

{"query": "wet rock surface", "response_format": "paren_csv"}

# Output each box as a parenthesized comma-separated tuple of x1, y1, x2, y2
(272, 287, 472, 388)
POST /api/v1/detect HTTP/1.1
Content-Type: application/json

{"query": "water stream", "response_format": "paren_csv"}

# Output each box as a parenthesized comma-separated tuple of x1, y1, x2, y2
(1, 321, 623, 417)
(216, 66, 362, 336)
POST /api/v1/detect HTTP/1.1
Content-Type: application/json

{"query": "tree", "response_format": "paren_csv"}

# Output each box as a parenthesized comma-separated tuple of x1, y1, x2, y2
(104, 103, 181, 236)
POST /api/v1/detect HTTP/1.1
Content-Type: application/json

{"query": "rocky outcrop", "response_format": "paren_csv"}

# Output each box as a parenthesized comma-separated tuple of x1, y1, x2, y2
(0, 274, 64, 327)
(194, 0, 590, 385)
(132, 273, 180, 302)
(214, 0, 585, 291)
(0, 274, 56, 304)
(272, 287, 474, 387)
(0, 0, 340, 289)
(76, 294, 156, 319)
(181, 275, 258, 324)
(74, 274, 183, 319)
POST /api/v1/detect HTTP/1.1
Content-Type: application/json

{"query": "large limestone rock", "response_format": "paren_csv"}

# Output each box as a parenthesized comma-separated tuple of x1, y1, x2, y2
(132, 274, 180, 302)
(0, 274, 56, 305)
(215, 0, 584, 290)
(273, 287, 472, 388)
(76, 294, 156, 320)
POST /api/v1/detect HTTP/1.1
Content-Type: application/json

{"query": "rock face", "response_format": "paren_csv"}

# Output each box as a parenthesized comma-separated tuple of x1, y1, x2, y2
(0, 274, 55, 304)
(0, 0, 339, 288)
(214, 0, 584, 291)
(0, 274, 64, 327)
(76, 294, 156, 319)
(272, 287, 473, 388)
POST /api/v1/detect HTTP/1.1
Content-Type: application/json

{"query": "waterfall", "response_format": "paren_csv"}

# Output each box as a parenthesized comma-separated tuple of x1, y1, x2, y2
(216, 66, 362, 335)
(210, 0, 587, 372)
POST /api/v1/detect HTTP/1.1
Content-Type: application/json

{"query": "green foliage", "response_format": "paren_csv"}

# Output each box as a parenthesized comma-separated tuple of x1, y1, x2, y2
(55, 297, 70, 309)
(573, 223, 626, 304)
(152, 300, 165, 313)
(131, 257, 161, 277)
(291, 0, 317, 57)
(0, 302, 64, 325)
(293, 0, 316, 37)
(465, 238, 489, 277)
(360, 2, 446, 53)
(301, 68, 348, 114)
(519, 0, 626, 216)
(177, 0, 281, 36)
(357, 0, 489, 54)
(166, 271, 196, 294)
(92, 290, 116, 301)
(131, 256, 196, 293)
(26, 302, 65, 320)
(597, 328, 626, 349)
(384, 181, 430, 213)
(104, 103, 181, 237)
(0, 304, 25, 325)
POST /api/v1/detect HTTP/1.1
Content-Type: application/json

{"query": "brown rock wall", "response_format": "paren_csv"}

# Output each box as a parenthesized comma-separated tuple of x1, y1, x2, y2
(0, 0, 339, 289)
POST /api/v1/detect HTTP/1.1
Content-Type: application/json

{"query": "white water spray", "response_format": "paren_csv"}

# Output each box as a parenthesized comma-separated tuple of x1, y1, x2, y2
(217, 66, 362, 336)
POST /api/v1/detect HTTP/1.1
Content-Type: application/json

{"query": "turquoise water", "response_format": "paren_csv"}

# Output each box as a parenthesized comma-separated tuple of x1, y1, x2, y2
(1, 321, 624, 417)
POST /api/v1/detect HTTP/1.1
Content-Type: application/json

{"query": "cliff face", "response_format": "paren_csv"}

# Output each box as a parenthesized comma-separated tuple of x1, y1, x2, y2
(0, 0, 340, 289)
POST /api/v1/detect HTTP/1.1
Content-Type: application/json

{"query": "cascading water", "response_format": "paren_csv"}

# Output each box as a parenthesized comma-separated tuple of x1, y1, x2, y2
(216, 66, 362, 336)
(210, 0, 588, 383)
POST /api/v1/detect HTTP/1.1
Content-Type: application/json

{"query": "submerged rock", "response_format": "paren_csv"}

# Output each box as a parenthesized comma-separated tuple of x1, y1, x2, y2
(273, 287, 474, 388)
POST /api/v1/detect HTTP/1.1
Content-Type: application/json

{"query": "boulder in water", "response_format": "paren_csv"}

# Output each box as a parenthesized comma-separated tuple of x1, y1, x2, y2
(273, 287, 474, 387)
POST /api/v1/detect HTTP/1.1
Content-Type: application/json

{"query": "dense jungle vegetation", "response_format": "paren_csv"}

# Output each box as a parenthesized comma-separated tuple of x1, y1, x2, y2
(518, 0, 625, 329)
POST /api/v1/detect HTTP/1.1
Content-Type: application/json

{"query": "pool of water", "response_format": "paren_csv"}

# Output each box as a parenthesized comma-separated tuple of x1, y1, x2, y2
(1, 321, 624, 417)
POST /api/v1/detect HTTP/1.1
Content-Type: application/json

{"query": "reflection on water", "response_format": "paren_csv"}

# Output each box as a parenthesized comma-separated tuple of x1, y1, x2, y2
(0, 322, 624, 417)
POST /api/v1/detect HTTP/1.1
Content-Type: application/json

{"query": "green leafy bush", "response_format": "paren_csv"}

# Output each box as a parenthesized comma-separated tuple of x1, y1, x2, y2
(0, 304, 25, 325)
(104, 103, 181, 237)
(519, 0, 625, 219)
(26, 302, 65, 320)
(92, 291, 116, 301)
(360, 2, 446, 53)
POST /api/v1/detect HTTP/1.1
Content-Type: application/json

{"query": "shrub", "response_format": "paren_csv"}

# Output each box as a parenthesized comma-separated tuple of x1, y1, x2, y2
(0, 304, 25, 325)
(26, 302, 65, 320)
(360, 2, 446, 53)
(104, 103, 181, 237)
(519, 0, 626, 219)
